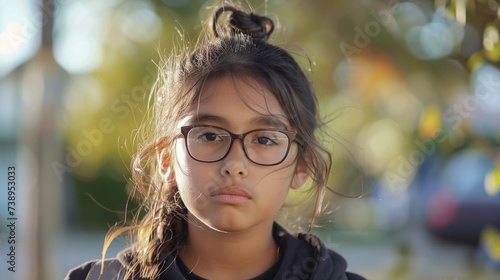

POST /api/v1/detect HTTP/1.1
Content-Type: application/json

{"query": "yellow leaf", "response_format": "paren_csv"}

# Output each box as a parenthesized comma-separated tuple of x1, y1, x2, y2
(419, 105, 442, 140)
(468, 52, 485, 71)
(481, 226, 500, 259)
(485, 163, 500, 196)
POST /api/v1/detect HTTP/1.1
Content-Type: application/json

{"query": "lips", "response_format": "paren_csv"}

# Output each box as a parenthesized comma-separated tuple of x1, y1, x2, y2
(210, 186, 251, 203)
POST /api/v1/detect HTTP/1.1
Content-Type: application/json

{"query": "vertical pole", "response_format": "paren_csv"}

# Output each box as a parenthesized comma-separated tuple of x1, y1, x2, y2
(16, 0, 68, 279)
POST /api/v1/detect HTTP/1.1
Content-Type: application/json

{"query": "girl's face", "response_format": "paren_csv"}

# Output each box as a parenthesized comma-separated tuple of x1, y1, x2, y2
(171, 75, 306, 233)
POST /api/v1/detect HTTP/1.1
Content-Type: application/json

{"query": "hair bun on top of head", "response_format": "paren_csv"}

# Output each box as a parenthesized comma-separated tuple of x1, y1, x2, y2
(211, 6, 274, 42)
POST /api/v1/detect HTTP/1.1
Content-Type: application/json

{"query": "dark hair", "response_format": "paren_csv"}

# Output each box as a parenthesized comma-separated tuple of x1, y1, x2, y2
(103, 5, 332, 279)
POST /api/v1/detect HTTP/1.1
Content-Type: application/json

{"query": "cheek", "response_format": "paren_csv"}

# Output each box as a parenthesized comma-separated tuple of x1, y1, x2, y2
(260, 167, 296, 194)
(173, 139, 200, 181)
(259, 171, 295, 213)
(173, 140, 221, 202)
(173, 141, 199, 195)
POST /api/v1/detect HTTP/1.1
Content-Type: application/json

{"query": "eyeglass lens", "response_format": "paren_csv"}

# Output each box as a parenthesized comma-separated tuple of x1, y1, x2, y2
(186, 126, 291, 165)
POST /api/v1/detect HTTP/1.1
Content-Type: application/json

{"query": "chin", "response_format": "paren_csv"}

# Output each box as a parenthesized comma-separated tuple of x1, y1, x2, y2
(203, 219, 250, 233)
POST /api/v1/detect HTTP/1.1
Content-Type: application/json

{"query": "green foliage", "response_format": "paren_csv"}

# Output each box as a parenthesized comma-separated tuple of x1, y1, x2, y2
(72, 165, 135, 230)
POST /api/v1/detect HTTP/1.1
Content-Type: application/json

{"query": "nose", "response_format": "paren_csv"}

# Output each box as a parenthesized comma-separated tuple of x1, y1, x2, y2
(220, 140, 248, 177)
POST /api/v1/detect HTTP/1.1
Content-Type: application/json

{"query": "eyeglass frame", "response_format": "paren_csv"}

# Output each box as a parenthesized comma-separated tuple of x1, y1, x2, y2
(179, 124, 302, 166)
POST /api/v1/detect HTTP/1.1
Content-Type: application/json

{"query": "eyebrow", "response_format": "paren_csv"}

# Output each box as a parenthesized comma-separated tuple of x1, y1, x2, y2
(188, 114, 289, 130)
(191, 114, 229, 126)
(249, 116, 289, 130)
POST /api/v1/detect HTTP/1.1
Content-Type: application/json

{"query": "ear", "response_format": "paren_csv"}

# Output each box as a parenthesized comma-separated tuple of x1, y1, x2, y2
(158, 147, 176, 184)
(291, 159, 311, 190)
(163, 166, 176, 185)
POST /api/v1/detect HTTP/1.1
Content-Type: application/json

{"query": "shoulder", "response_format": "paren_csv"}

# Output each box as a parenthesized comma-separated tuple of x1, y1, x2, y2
(64, 259, 126, 280)
(273, 223, 367, 280)
(65, 246, 185, 280)
(346, 272, 368, 280)
(64, 260, 96, 280)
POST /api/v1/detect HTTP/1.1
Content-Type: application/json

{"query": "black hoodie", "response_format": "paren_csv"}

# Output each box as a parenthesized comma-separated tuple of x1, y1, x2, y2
(65, 223, 366, 280)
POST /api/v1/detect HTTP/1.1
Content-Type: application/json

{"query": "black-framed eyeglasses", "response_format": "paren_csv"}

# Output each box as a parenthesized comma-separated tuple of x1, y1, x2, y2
(179, 125, 300, 166)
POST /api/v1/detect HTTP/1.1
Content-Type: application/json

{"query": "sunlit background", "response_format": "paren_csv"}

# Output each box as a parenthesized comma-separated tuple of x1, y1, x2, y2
(1, 0, 500, 279)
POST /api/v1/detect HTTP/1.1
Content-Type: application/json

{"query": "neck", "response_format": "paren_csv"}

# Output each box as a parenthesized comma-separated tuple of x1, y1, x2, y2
(178, 215, 278, 280)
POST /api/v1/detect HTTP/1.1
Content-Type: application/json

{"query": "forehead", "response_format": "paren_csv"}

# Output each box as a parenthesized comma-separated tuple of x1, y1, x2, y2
(181, 75, 289, 127)
(200, 75, 282, 112)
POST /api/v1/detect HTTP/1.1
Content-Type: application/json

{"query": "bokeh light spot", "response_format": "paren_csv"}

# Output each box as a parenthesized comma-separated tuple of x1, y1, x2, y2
(427, 188, 459, 229)
(485, 163, 500, 197)
(419, 104, 443, 139)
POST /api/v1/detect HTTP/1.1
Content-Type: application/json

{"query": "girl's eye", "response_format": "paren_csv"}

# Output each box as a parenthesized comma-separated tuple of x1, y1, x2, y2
(199, 132, 223, 142)
(254, 136, 278, 146)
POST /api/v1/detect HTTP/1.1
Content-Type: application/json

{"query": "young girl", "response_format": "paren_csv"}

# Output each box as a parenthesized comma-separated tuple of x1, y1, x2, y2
(66, 4, 366, 280)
